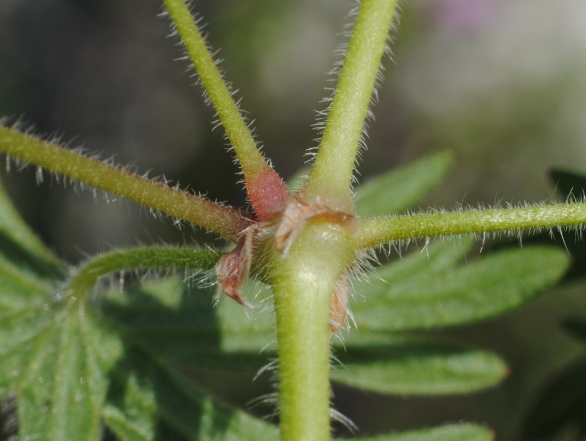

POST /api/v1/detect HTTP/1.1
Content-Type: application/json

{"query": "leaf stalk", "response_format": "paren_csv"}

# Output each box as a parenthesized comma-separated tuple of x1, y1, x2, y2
(355, 203, 586, 249)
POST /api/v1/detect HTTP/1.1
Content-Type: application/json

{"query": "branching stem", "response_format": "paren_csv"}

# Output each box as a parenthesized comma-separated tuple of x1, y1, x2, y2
(68, 246, 219, 300)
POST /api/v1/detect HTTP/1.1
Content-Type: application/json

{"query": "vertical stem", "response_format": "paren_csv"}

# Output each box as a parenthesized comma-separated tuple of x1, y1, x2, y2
(302, 0, 399, 210)
(270, 220, 354, 441)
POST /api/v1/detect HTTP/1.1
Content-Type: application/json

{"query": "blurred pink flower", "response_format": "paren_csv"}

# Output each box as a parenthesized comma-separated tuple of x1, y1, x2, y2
(427, 0, 497, 32)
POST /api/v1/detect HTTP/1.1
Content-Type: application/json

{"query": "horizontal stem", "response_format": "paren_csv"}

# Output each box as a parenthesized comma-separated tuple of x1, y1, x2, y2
(68, 246, 219, 299)
(0, 126, 252, 241)
(355, 203, 586, 249)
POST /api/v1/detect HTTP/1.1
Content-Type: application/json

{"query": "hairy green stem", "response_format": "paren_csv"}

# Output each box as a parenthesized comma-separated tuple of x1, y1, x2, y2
(355, 203, 586, 249)
(270, 219, 354, 441)
(68, 246, 219, 300)
(0, 127, 251, 241)
(163, 0, 279, 185)
(302, 0, 399, 210)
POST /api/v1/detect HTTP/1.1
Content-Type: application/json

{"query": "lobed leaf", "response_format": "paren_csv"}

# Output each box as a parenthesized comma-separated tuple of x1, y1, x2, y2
(332, 333, 507, 395)
(98, 278, 279, 439)
(17, 322, 62, 440)
(101, 278, 274, 368)
(356, 150, 453, 217)
(18, 310, 115, 441)
(353, 245, 569, 331)
(0, 306, 55, 393)
(102, 405, 153, 441)
(0, 256, 57, 313)
(342, 423, 493, 441)
(103, 346, 278, 441)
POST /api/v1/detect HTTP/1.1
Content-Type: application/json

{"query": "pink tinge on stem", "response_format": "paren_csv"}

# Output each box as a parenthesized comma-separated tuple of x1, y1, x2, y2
(274, 198, 356, 254)
(215, 225, 258, 305)
(272, 197, 355, 337)
(246, 167, 290, 222)
(329, 273, 349, 337)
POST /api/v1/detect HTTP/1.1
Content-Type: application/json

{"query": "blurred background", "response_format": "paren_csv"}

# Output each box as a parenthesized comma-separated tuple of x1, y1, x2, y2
(1, 0, 586, 439)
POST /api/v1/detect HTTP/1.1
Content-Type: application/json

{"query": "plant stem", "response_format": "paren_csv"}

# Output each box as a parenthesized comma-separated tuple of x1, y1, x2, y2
(270, 219, 354, 441)
(355, 203, 586, 249)
(68, 246, 219, 300)
(0, 127, 251, 241)
(163, 0, 289, 220)
(302, 0, 399, 211)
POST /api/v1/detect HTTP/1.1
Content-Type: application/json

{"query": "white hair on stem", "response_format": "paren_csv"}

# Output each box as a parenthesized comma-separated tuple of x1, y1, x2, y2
(307, 0, 403, 192)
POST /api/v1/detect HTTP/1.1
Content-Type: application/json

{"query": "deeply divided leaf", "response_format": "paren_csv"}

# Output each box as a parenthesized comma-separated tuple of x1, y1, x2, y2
(353, 245, 569, 331)
(332, 334, 507, 395)
(342, 423, 494, 441)
(100, 278, 274, 369)
(0, 305, 55, 394)
(103, 347, 278, 441)
(356, 150, 453, 217)
(18, 311, 114, 441)
(0, 256, 56, 313)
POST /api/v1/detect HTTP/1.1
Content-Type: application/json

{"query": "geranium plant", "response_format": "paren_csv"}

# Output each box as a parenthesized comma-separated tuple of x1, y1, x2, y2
(0, 0, 584, 440)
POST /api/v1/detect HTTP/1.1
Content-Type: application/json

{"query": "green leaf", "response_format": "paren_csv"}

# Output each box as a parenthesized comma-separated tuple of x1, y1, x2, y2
(353, 246, 569, 331)
(101, 278, 274, 368)
(17, 308, 120, 441)
(333, 333, 507, 395)
(103, 347, 278, 441)
(99, 278, 278, 440)
(364, 237, 473, 291)
(0, 305, 55, 393)
(521, 355, 586, 439)
(102, 405, 153, 441)
(0, 179, 62, 278)
(0, 255, 56, 313)
(342, 423, 494, 441)
(356, 150, 453, 217)
(17, 322, 62, 440)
